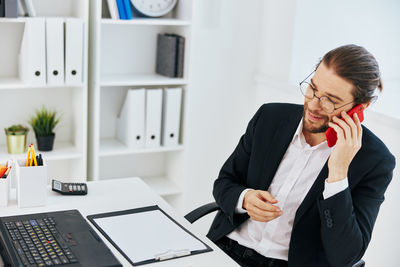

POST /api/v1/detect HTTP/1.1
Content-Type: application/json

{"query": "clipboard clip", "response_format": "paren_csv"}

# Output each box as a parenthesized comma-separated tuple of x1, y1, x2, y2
(155, 249, 191, 261)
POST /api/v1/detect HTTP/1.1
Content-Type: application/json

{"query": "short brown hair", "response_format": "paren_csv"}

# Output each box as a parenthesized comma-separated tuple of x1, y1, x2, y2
(318, 44, 382, 104)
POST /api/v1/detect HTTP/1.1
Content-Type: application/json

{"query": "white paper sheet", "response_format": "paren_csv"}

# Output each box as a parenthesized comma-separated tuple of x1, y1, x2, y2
(93, 209, 207, 264)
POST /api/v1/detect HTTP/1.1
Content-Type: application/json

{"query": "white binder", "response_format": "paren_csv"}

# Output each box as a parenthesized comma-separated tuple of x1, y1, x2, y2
(17, 0, 27, 16)
(65, 18, 83, 85)
(23, 0, 36, 17)
(45, 18, 64, 85)
(106, 0, 119, 19)
(117, 89, 146, 149)
(162, 88, 182, 147)
(145, 89, 163, 148)
(18, 18, 46, 86)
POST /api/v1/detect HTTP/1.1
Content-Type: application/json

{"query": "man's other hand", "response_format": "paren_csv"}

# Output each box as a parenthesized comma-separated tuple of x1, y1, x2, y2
(242, 190, 282, 222)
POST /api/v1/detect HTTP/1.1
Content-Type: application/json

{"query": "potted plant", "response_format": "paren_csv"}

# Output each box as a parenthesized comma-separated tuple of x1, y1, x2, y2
(28, 106, 61, 151)
(4, 124, 29, 154)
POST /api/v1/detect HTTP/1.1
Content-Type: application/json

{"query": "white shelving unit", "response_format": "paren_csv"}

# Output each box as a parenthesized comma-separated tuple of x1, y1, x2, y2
(100, 73, 188, 87)
(89, 1, 193, 204)
(0, 0, 89, 183)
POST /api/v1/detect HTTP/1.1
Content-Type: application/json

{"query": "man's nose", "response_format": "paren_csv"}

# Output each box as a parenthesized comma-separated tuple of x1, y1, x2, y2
(308, 97, 322, 111)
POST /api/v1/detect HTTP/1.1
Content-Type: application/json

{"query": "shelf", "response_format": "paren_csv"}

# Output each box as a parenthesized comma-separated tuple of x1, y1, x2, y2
(0, 78, 85, 90)
(99, 138, 184, 157)
(0, 78, 24, 89)
(0, 141, 83, 162)
(100, 73, 188, 87)
(0, 18, 26, 23)
(141, 176, 181, 196)
(101, 18, 191, 26)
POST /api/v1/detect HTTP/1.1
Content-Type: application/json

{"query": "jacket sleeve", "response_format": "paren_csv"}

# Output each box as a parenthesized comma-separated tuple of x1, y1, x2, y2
(317, 153, 396, 267)
(212, 105, 263, 226)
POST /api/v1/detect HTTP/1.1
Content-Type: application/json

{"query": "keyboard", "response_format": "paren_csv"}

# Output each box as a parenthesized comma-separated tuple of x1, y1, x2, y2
(4, 217, 78, 266)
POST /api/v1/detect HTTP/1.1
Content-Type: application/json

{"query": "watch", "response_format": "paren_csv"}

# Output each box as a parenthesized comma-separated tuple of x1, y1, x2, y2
(130, 0, 178, 17)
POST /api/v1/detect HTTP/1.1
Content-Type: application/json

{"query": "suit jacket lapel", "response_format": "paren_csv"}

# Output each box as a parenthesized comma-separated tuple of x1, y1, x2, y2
(256, 104, 330, 227)
(293, 161, 329, 227)
(258, 109, 303, 190)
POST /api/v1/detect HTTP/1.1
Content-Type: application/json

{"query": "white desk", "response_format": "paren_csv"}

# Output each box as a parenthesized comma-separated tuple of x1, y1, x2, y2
(0, 177, 238, 267)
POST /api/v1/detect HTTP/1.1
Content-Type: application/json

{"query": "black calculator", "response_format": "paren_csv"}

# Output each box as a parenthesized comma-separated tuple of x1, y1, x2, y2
(52, 179, 88, 195)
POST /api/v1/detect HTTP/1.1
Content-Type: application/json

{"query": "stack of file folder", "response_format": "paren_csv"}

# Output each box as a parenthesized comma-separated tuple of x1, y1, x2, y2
(117, 88, 183, 149)
(18, 18, 84, 86)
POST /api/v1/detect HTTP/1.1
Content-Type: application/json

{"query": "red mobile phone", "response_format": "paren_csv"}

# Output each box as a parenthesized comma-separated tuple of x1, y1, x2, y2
(325, 104, 364, 147)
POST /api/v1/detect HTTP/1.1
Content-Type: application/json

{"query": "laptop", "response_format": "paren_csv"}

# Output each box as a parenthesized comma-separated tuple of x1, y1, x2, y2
(0, 209, 122, 267)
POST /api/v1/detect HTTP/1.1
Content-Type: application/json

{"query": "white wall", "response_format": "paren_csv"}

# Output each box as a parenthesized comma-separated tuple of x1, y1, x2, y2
(289, 0, 400, 119)
(362, 112, 400, 267)
(254, 1, 400, 266)
(182, 0, 262, 218)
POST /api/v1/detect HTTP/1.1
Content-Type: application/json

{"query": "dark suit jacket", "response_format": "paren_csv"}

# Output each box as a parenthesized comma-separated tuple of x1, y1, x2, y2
(207, 103, 396, 267)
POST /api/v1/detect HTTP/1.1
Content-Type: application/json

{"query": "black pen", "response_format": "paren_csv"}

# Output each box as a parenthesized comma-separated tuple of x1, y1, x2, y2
(38, 154, 43, 166)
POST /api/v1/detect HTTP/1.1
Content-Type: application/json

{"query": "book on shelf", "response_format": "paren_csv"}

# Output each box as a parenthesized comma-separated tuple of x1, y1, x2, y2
(115, 0, 132, 20)
(0, 0, 34, 18)
(23, 0, 35, 17)
(4, 0, 18, 18)
(156, 33, 185, 78)
(0, 0, 4, 17)
(104, 0, 119, 20)
(17, 0, 28, 17)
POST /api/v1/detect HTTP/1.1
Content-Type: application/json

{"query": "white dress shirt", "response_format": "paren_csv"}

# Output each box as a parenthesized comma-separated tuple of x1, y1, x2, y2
(227, 119, 348, 261)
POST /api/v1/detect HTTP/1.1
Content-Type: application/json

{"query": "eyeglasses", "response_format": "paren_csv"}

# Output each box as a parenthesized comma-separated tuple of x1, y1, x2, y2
(299, 71, 354, 114)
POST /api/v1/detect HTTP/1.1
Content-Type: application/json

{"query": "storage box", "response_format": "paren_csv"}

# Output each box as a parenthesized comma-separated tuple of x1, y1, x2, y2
(15, 159, 47, 208)
(0, 176, 9, 207)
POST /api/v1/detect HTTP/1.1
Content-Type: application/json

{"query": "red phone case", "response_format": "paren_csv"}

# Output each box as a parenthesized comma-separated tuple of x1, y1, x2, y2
(325, 104, 364, 147)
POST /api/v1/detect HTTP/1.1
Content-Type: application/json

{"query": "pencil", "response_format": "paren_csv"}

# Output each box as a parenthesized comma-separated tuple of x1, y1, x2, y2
(4, 166, 11, 176)
(26, 145, 32, 166)
(31, 145, 38, 167)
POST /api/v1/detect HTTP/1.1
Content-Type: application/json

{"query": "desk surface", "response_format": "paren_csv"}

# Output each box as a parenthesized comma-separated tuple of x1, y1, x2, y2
(0, 177, 238, 267)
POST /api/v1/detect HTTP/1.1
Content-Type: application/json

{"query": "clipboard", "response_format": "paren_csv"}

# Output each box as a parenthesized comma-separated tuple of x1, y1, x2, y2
(87, 205, 212, 266)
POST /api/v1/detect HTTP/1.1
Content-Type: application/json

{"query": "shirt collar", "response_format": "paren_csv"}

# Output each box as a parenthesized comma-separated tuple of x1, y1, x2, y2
(292, 118, 331, 150)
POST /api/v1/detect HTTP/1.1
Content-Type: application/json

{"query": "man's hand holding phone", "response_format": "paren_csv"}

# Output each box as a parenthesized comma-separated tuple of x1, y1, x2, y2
(243, 190, 282, 222)
(327, 110, 363, 183)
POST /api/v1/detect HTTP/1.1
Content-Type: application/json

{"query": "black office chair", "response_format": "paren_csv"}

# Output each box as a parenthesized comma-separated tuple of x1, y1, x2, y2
(185, 202, 365, 267)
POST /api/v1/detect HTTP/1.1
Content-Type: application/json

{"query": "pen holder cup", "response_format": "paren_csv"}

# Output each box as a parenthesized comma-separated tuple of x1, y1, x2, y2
(15, 159, 47, 208)
(0, 176, 9, 207)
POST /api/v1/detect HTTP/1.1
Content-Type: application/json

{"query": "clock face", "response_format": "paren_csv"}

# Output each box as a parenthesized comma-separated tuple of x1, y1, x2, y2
(131, 0, 178, 17)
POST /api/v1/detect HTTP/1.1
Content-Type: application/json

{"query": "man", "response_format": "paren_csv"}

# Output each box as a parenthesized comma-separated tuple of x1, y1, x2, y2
(208, 44, 396, 267)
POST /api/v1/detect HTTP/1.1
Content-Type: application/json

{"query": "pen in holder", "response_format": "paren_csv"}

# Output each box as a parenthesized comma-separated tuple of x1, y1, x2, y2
(15, 158, 47, 208)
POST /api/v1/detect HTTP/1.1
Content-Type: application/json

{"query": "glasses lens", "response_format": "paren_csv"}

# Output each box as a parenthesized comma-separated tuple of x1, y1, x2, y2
(320, 97, 334, 113)
(300, 82, 313, 99)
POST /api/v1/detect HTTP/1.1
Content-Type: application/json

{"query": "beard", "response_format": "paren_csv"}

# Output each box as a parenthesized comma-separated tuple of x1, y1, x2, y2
(303, 105, 330, 133)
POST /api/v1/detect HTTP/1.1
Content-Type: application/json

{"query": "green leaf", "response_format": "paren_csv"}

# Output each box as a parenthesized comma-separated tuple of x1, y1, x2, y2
(28, 106, 61, 137)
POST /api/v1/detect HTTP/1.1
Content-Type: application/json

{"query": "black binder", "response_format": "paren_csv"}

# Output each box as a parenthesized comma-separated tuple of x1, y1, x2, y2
(5, 0, 18, 18)
(87, 205, 212, 266)
(156, 33, 185, 78)
(0, 0, 5, 17)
